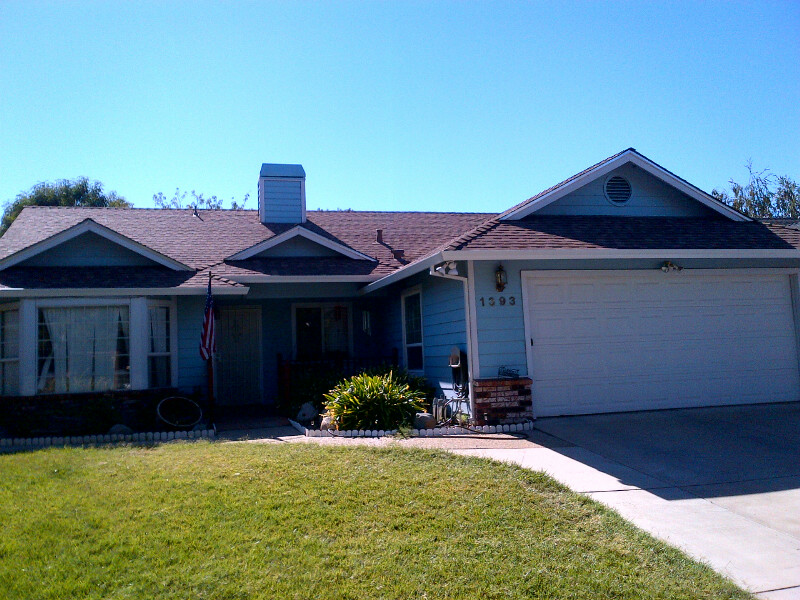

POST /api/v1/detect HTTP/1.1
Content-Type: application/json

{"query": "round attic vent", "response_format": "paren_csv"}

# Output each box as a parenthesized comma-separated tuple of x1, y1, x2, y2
(604, 175, 632, 204)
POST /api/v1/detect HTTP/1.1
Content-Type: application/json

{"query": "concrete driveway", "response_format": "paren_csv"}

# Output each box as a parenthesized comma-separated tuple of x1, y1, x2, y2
(455, 402, 800, 599)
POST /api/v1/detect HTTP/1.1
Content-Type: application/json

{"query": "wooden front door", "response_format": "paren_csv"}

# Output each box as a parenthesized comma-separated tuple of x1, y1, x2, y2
(215, 306, 263, 406)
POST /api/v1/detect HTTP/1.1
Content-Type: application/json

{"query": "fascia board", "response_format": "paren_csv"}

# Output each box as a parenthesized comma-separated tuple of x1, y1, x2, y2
(0, 220, 193, 272)
(228, 226, 375, 262)
(441, 249, 800, 260)
(0, 286, 250, 298)
(359, 254, 443, 295)
(231, 275, 377, 283)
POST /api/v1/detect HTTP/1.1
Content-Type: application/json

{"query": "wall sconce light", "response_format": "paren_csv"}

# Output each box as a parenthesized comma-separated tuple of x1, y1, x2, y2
(660, 261, 682, 273)
(495, 264, 507, 292)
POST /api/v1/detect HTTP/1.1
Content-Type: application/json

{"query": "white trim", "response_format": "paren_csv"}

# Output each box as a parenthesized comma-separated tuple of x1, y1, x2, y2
(18, 299, 36, 395)
(0, 219, 192, 272)
(146, 298, 178, 389)
(360, 254, 443, 295)
(441, 249, 800, 261)
(500, 150, 749, 222)
(290, 302, 354, 360)
(520, 271, 535, 415)
(789, 274, 800, 381)
(466, 261, 481, 387)
(129, 297, 148, 390)
(230, 275, 377, 283)
(0, 286, 249, 298)
(227, 226, 375, 262)
(520, 267, 800, 278)
(400, 286, 424, 374)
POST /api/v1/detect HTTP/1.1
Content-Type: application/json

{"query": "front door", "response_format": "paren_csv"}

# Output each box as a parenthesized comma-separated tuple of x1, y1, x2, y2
(215, 306, 262, 405)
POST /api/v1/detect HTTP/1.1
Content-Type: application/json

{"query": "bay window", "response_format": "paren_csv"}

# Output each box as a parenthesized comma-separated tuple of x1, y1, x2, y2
(12, 297, 177, 396)
(0, 305, 19, 395)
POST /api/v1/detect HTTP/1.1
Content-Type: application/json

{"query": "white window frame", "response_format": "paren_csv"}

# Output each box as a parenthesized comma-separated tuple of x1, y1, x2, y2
(401, 286, 424, 374)
(34, 300, 132, 394)
(0, 302, 20, 396)
(14, 296, 178, 396)
(290, 302, 354, 360)
(147, 298, 178, 389)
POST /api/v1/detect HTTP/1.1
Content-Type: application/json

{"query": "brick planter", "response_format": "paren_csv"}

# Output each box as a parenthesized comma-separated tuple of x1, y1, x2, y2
(0, 388, 180, 437)
(473, 378, 533, 425)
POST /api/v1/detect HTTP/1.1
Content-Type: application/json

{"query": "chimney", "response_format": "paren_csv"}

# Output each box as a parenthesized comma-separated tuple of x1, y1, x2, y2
(258, 163, 306, 224)
(376, 229, 383, 243)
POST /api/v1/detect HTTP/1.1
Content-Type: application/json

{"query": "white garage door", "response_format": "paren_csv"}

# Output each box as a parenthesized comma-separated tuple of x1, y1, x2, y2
(524, 270, 800, 417)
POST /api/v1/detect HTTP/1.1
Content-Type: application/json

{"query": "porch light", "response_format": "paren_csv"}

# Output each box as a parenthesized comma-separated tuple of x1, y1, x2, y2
(495, 264, 507, 292)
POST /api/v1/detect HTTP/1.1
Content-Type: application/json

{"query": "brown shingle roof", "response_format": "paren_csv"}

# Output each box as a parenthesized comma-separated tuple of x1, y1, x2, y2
(0, 207, 494, 278)
(447, 216, 800, 251)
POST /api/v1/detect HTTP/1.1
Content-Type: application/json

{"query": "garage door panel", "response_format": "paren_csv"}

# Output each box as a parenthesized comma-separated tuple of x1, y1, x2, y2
(526, 271, 800, 416)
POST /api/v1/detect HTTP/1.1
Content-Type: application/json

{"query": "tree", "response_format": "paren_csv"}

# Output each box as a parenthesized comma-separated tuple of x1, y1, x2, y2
(1, 177, 131, 236)
(712, 162, 799, 219)
(153, 189, 249, 210)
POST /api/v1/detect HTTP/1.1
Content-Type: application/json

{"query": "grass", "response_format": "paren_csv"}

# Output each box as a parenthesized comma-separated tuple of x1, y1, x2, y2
(0, 442, 751, 600)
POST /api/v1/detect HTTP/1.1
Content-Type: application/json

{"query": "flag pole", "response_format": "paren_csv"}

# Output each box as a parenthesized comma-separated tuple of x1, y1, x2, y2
(206, 272, 216, 426)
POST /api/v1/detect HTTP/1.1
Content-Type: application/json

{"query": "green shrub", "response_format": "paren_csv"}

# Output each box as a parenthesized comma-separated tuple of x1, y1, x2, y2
(323, 371, 426, 431)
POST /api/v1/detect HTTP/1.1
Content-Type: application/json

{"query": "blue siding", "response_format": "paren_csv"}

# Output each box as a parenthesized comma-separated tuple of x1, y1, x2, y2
(254, 236, 341, 258)
(535, 163, 717, 217)
(21, 232, 156, 267)
(420, 275, 467, 399)
(176, 295, 207, 392)
(259, 178, 304, 224)
(472, 261, 527, 378)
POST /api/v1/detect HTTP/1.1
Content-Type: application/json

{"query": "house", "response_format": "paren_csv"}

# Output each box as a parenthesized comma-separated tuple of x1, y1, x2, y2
(1, 149, 799, 433)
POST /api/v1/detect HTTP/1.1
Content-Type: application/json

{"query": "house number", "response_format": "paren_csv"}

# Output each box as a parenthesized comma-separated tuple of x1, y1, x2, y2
(479, 296, 515, 307)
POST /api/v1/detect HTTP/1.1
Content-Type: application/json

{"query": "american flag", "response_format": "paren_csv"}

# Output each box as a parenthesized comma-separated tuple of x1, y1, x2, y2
(199, 275, 215, 360)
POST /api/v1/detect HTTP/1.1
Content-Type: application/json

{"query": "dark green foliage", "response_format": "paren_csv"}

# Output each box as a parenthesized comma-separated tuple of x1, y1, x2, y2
(712, 161, 799, 218)
(323, 371, 426, 430)
(1, 177, 131, 236)
(359, 363, 436, 401)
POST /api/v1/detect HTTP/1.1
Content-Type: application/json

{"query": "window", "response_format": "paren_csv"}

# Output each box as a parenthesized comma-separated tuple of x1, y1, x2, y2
(0, 306, 19, 395)
(37, 305, 130, 393)
(148, 303, 171, 388)
(402, 288, 423, 372)
(293, 304, 351, 360)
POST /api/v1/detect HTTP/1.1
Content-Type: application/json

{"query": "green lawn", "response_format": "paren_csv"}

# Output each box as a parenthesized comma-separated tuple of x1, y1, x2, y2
(0, 442, 750, 600)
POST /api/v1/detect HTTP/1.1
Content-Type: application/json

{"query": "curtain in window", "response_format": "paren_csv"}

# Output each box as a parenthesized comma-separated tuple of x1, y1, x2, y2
(38, 306, 129, 393)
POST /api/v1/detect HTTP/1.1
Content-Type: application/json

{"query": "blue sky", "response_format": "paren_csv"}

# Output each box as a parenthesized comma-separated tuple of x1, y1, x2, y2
(1, 1, 798, 213)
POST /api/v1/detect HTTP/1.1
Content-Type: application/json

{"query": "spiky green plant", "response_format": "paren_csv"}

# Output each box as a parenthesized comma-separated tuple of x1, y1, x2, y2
(323, 371, 426, 430)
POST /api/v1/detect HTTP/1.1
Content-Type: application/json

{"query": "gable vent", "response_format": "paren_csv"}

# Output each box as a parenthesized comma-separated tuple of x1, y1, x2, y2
(604, 176, 632, 204)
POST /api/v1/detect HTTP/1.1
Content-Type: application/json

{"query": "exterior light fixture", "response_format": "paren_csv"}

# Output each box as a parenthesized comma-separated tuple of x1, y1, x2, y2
(495, 264, 507, 292)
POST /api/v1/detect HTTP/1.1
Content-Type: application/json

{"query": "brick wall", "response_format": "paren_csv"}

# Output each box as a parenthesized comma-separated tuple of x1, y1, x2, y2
(473, 378, 533, 425)
(0, 388, 179, 437)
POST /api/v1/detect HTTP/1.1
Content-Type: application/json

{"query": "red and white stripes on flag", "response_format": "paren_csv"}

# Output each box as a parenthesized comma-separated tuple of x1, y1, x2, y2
(199, 276, 215, 360)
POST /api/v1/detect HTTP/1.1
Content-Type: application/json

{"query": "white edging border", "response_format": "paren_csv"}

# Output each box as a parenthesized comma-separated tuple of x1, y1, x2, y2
(0, 427, 216, 450)
(289, 419, 534, 438)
